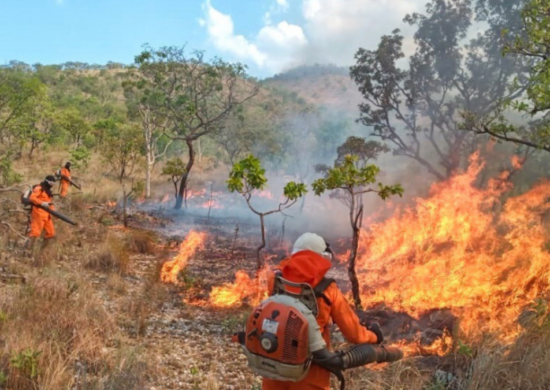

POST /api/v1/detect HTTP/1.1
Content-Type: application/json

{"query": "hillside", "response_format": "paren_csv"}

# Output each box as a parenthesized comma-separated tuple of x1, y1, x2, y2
(263, 64, 364, 116)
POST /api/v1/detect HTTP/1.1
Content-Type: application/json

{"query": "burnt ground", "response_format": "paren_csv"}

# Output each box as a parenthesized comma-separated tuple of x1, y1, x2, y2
(0, 203, 452, 390)
(124, 208, 455, 389)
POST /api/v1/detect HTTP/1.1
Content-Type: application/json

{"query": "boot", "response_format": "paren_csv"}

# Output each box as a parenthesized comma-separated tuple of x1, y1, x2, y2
(40, 237, 53, 252)
(23, 237, 37, 258)
(24, 237, 36, 251)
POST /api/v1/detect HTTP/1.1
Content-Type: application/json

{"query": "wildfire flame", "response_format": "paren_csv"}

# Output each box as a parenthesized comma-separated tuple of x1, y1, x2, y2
(161, 231, 207, 285)
(209, 268, 270, 308)
(253, 189, 274, 200)
(511, 155, 523, 170)
(357, 153, 550, 340)
(198, 199, 223, 209)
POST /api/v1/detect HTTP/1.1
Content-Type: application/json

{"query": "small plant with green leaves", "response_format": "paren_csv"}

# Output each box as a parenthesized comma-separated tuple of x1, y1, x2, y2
(0, 157, 22, 186)
(312, 151, 403, 307)
(228, 154, 307, 269)
(0, 370, 7, 386)
(456, 340, 473, 357)
(69, 146, 91, 171)
(10, 348, 41, 382)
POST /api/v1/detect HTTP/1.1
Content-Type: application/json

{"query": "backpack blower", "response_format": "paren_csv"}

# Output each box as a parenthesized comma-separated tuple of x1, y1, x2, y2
(233, 276, 403, 390)
(21, 187, 77, 226)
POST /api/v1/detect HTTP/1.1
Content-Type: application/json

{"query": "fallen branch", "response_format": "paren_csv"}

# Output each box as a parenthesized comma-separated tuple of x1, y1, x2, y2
(1, 221, 27, 240)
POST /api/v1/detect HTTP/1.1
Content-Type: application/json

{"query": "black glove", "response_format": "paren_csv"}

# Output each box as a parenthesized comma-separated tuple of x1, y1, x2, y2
(366, 322, 384, 344)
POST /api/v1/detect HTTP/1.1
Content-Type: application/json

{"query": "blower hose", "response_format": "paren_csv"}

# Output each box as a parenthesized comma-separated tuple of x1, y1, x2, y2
(36, 204, 77, 226)
(343, 344, 403, 369)
(312, 344, 403, 390)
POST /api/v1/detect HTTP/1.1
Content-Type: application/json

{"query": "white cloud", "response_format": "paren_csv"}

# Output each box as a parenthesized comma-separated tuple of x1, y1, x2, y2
(201, 0, 424, 74)
(202, 1, 306, 72)
(299, 0, 421, 66)
(276, 0, 290, 11)
(202, 0, 267, 67)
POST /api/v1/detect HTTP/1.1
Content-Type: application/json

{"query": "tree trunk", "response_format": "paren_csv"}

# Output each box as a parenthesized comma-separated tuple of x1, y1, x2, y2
(256, 214, 266, 270)
(348, 193, 363, 308)
(122, 182, 128, 228)
(28, 140, 37, 159)
(145, 140, 153, 199)
(348, 224, 362, 308)
(175, 138, 195, 210)
(145, 163, 152, 199)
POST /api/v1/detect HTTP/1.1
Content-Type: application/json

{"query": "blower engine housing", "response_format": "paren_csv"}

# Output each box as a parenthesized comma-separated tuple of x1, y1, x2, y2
(241, 293, 325, 382)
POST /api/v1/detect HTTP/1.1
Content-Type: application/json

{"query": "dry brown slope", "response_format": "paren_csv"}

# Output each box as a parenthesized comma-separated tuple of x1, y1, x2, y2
(263, 65, 363, 115)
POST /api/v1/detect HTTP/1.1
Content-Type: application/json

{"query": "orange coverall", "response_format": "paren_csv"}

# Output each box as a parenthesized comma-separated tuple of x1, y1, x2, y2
(263, 250, 378, 390)
(60, 167, 71, 197)
(28, 185, 55, 238)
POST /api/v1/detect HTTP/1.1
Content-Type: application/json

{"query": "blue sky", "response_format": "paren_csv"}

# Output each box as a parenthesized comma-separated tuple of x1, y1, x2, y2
(0, 0, 423, 77)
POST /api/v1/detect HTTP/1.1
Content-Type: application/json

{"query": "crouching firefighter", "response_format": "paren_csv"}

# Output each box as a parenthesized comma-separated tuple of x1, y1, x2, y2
(233, 233, 403, 390)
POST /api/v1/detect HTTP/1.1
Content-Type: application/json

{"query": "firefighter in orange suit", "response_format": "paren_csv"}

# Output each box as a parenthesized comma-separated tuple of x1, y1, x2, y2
(263, 233, 384, 390)
(27, 175, 57, 251)
(59, 161, 72, 197)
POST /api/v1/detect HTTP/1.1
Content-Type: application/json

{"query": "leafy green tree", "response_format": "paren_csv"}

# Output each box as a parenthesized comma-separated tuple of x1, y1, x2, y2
(312, 152, 403, 307)
(12, 87, 56, 158)
(123, 72, 172, 198)
(0, 68, 44, 159)
(57, 108, 91, 148)
(162, 158, 186, 201)
(463, 0, 550, 151)
(350, 0, 527, 180)
(102, 123, 144, 183)
(101, 123, 145, 227)
(228, 155, 307, 269)
(133, 45, 259, 209)
(69, 146, 91, 171)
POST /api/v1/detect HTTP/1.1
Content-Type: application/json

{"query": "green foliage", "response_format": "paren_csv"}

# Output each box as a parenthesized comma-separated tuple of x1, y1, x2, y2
(227, 155, 267, 193)
(130, 180, 145, 200)
(69, 146, 91, 170)
(0, 157, 22, 186)
(335, 136, 389, 167)
(101, 123, 144, 181)
(0, 370, 7, 385)
(11, 348, 41, 380)
(351, 0, 527, 179)
(463, 0, 550, 151)
(456, 340, 473, 357)
(502, 0, 550, 113)
(283, 181, 308, 201)
(312, 155, 403, 200)
(162, 158, 186, 178)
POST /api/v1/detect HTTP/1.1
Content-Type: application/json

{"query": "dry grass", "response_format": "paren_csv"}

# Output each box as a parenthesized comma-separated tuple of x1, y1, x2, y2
(0, 272, 116, 389)
(86, 233, 130, 274)
(124, 229, 157, 255)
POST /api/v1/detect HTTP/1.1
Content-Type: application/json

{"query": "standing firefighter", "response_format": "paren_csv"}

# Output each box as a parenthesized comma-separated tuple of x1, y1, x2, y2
(235, 232, 395, 390)
(27, 175, 57, 251)
(57, 161, 72, 197)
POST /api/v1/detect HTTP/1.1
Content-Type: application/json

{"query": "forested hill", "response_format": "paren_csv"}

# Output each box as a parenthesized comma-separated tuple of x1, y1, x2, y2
(264, 64, 363, 116)
(0, 59, 359, 189)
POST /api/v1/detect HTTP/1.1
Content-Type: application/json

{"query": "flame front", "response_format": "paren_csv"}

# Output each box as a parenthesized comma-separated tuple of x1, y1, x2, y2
(161, 231, 207, 285)
(358, 153, 550, 340)
(209, 268, 270, 308)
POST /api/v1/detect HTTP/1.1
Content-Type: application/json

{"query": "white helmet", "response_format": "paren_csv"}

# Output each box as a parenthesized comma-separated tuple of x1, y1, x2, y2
(292, 233, 333, 260)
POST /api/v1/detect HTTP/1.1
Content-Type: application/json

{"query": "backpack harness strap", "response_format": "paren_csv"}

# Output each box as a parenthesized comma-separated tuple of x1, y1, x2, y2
(313, 277, 335, 307)
(272, 270, 335, 307)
